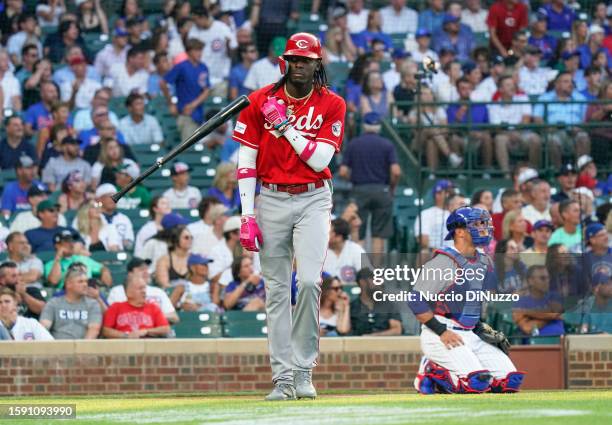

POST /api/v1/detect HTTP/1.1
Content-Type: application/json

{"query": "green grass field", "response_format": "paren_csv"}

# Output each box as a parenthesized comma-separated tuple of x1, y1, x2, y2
(2, 391, 611, 425)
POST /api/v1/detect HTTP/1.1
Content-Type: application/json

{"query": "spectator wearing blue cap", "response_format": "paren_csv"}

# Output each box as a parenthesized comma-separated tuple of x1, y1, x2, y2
(528, 13, 558, 64)
(418, 0, 446, 35)
(382, 48, 408, 92)
(93, 27, 129, 79)
(584, 222, 612, 283)
(461, 0, 488, 33)
(518, 45, 557, 97)
(339, 112, 401, 253)
(432, 14, 475, 64)
(379, 0, 417, 35)
(521, 220, 554, 268)
(411, 28, 439, 65)
(170, 254, 220, 313)
(413, 180, 455, 254)
(446, 76, 493, 171)
(537, 1, 576, 33)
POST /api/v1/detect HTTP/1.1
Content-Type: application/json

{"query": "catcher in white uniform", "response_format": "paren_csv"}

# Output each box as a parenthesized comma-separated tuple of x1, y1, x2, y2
(409, 207, 525, 394)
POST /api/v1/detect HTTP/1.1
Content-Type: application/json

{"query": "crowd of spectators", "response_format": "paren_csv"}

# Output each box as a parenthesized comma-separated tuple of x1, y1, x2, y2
(0, 1, 610, 341)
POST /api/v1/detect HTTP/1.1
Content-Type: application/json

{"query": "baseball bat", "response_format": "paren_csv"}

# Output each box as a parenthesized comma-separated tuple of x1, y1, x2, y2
(111, 95, 251, 203)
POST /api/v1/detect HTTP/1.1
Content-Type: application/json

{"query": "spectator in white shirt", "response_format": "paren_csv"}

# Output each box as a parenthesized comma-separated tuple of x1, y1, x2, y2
(432, 60, 461, 103)
(521, 180, 552, 225)
(379, 0, 418, 34)
(60, 55, 101, 110)
(471, 55, 506, 102)
(488, 75, 542, 173)
(518, 45, 557, 97)
(0, 50, 22, 111)
(243, 36, 283, 92)
(72, 87, 119, 132)
(414, 180, 454, 254)
(0, 287, 53, 341)
(107, 257, 179, 324)
(108, 46, 149, 97)
(323, 219, 365, 285)
(162, 162, 202, 209)
(187, 197, 222, 248)
(461, 0, 488, 33)
(191, 204, 228, 257)
(93, 184, 135, 251)
(94, 27, 129, 79)
(73, 201, 122, 252)
(7, 13, 42, 66)
(36, 0, 66, 29)
(347, 0, 369, 34)
(118, 93, 164, 146)
(208, 216, 241, 287)
(188, 7, 237, 95)
(134, 196, 171, 258)
(411, 28, 439, 64)
(382, 49, 409, 92)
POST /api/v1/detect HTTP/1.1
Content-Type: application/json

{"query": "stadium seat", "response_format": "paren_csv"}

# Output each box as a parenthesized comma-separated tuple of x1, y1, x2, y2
(109, 97, 128, 118)
(222, 321, 268, 338)
(174, 311, 223, 338)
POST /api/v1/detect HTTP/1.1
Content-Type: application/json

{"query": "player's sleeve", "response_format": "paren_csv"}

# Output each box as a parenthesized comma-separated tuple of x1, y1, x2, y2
(232, 93, 261, 149)
(315, 95, 346, 152)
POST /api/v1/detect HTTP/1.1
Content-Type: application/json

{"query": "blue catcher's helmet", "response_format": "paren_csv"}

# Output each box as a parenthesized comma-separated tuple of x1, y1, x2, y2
(444, 207, 493, 246)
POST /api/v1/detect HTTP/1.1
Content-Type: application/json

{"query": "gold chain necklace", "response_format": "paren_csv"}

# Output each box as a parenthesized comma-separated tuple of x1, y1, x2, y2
(283, 84, 314, 117)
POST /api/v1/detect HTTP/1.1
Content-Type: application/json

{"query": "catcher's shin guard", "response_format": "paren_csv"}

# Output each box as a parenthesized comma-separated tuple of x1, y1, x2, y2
(427, 362, 457, 394)
(490, 371, 526, 393)
(458, 370, 492, 393)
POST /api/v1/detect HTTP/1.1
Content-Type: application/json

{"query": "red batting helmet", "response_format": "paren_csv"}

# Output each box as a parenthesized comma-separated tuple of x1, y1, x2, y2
(279, 33, 322, 74)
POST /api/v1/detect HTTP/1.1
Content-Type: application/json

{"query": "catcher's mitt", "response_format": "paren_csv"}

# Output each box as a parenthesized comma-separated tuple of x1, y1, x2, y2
(474, 321, 511, 355)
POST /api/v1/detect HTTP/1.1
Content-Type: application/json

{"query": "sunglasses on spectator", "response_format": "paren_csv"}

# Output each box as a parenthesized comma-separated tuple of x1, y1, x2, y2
(331, 286, 342, 292)
(68, 262, 87, 272)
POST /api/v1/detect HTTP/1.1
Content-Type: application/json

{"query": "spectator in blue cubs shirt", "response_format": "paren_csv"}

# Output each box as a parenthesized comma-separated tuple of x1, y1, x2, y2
(528, 13, 558, 64)
(1, 156, 44, 216)
(0, 116, 37, 170)
(418, 0, 446, 35)
(537, 0, 576, 33)
(583, 222, 612, 286)
(352, 10, 393, 54)
(432, 14, 475, 64)
(23, 80, 58, 136)
(161, 38, 210, 144)
(577, 24, 612, 71)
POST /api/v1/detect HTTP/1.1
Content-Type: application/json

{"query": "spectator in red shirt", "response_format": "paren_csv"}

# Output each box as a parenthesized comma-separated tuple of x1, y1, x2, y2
(102, 274, 170, 339)
(486, 0, 528, 57)
(492, 188, 521, 241)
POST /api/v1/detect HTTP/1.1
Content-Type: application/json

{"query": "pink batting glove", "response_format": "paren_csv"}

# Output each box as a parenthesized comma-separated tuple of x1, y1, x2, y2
(240, 215, 263, 252)
(261, 97, 289, 131)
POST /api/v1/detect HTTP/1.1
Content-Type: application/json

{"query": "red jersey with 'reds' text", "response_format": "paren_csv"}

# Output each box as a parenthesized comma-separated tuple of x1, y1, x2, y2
(232, 84, 346, 184)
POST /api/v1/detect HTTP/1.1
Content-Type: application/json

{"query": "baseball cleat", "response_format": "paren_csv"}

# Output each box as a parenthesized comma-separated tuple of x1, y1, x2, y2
(264, 383, 297, 401)
(294, 370, 317, 399)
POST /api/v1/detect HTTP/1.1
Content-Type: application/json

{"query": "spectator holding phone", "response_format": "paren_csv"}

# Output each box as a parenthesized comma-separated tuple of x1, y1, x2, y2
(319, 277, 351, 336)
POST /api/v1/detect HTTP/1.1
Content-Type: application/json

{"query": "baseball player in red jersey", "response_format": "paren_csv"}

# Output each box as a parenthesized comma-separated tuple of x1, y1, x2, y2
(232, 32, 346, 401)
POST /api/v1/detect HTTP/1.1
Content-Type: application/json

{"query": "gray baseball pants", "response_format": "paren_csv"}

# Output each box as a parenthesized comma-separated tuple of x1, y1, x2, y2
(257, 181, 332, 384)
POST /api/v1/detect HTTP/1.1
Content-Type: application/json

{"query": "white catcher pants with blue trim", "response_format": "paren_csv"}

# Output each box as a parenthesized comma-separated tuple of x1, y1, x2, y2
(416, 315, 517, 389)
